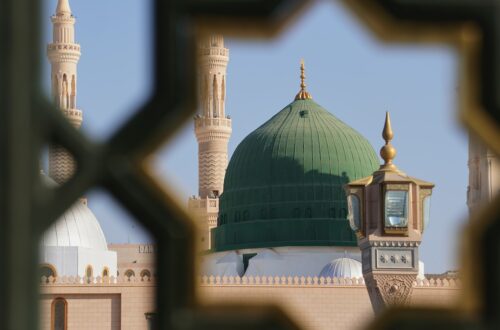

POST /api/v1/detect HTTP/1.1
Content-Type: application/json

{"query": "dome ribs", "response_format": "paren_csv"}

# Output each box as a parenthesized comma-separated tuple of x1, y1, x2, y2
(271, 104, 293, 185)
(214, 99, 378, 251)
(282, 106, 295, 185)
(304, 101, 315, 185)
(314, 106, 336, 219)
(42, 200, 110, 250)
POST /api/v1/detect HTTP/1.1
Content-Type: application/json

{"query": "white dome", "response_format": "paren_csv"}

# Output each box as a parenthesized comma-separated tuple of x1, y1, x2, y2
(41, 199, 109, 251)
(319, 257, 362, 278)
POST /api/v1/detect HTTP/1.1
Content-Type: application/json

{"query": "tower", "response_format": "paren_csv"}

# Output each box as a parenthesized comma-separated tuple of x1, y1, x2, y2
(40, 0, 118, 279)
(196, 35, 231, 198)
(467, 136, 500, 215)
(345, 113, 434, 312)
(188, 35, 232, 249)
(47, 0, 82, 184)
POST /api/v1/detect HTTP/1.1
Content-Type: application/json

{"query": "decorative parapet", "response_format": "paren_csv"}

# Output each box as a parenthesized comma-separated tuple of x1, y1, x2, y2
(40, 275, 156, 286)
(198, 275, 461, 288)
(39, 274, 460, 288)
(200, 275, 365, 286)
(414, 277, 461, 288)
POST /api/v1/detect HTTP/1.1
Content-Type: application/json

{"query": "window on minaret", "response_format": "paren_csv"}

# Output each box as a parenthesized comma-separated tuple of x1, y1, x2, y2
(51, 298, 67, 330)
(212, 74, 218, 118)
(52, 75, 58, 105)
(70, 75, 76, 108)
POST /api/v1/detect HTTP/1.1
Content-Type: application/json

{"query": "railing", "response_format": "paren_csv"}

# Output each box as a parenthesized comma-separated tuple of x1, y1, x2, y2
(200, 48, 229, 57)
(47, 43, 81, 52)
(194, 117, 232, 128)
(188, 197, 219, 211)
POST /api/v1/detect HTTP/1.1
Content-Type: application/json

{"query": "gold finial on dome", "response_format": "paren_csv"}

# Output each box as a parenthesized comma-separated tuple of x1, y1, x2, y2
(379, 112, 398, 171)
(295, 59, 312, 100)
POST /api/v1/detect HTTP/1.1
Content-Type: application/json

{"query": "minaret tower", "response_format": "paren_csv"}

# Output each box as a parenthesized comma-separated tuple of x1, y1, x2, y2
(188, 35, 232, 249)
(47, 0, 82, 184)
(196, 35, 231, 198)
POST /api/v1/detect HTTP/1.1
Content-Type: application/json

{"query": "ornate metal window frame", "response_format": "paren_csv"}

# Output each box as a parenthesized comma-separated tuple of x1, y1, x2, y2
(0, 0, 499, 329)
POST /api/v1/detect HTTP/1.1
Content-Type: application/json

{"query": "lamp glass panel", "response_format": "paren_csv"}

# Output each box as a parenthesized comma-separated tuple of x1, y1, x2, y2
(347, 194, 361, 231)
(384, 190, 408, 228)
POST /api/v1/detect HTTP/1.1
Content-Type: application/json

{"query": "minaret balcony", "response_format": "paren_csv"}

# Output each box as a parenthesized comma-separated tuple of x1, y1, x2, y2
(61, 108, 83, 127)
(199, 47, 229, 57)
(194, 117, 232, 141)
(188, 196, 219, 214)
(47, 43, 81, 63)
(50, 15, 76, 25)
(194, 116, 231, 129)
(47, 43, 81, 52)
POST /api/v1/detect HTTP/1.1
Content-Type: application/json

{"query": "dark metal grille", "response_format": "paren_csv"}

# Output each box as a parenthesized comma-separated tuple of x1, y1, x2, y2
(0, 0, 499, 329)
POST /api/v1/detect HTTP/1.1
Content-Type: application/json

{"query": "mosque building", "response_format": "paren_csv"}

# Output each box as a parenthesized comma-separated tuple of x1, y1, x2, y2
(38, 1, 491, 329)
(39, 0, 117, 280)
(200, 59, 379, 278)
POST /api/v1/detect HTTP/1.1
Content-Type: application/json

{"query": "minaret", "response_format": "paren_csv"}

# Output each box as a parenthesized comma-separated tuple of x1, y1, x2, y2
(467, 136, 500, 215)
(188, 35, 232, 249)
(47, 0, 82, 184)
(196, 35, 231, 198)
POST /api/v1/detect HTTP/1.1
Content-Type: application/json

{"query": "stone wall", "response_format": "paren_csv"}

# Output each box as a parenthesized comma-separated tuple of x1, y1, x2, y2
(40, 278, 155, 330)
(198, 276, 461, 330)
(200, 284, 373, 330)
(39, 276, 460, 330)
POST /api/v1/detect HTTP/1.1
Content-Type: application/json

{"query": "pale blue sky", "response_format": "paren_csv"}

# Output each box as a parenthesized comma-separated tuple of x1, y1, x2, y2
(42, 0, 468, 273)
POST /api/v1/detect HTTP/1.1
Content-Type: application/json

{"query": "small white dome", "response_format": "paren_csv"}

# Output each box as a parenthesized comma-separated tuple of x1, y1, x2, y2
(41, 200, 109, 251)
(319, 257, 362, 278)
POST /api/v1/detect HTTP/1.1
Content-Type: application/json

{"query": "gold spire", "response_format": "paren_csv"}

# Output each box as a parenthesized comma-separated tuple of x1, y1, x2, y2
(379, 112, 397, 171)
(295, 59, 312, 100)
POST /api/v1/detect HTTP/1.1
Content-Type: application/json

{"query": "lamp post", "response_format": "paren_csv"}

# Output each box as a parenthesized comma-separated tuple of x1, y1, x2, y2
(344, 112, 434, 312)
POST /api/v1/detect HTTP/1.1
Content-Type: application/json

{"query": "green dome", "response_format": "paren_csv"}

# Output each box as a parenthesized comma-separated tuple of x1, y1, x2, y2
(212, 99, 379, 251)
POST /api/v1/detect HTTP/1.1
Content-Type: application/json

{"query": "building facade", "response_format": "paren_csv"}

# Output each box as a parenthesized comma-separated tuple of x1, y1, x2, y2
(40, 0, 117, 280)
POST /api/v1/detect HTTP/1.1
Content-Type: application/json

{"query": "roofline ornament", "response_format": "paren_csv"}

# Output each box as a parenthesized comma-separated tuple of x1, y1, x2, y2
(295, 59, 312, 100)
(379, 111, 398, 171)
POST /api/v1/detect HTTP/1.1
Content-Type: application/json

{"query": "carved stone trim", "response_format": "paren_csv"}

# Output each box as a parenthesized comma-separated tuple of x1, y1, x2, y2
(364, 273, 416, 312)
(372, 241, 420, 247)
